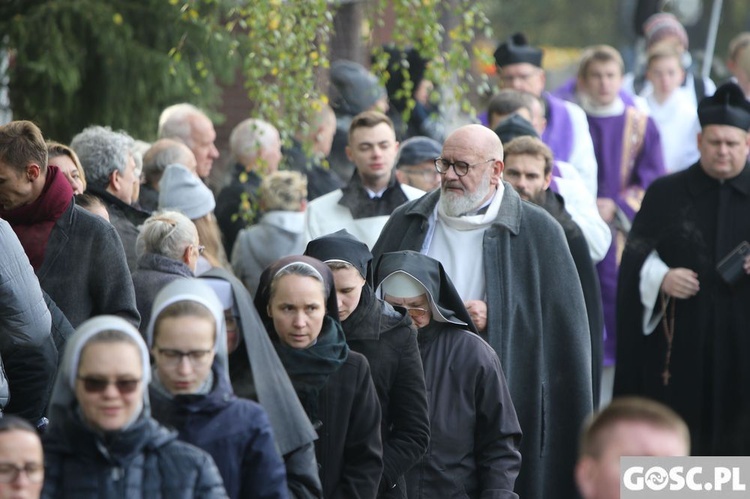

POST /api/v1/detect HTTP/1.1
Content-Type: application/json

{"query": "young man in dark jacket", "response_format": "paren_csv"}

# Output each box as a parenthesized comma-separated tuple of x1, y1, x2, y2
(305, 230, 430, 498)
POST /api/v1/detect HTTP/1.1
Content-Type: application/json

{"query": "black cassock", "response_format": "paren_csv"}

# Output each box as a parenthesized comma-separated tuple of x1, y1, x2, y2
(615, 161, 750, 455)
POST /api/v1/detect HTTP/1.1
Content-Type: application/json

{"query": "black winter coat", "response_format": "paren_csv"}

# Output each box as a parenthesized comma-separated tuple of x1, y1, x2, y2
(314, 350, 383, 499)
(407, 323, 522, 499)
(42, 413, 227, 498)
(341, 291, 429, 498)
(150, 365, 288, 499)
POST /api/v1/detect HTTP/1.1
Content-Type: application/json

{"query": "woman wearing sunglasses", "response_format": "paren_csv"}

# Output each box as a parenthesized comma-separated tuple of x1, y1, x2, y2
(146, 279, 287, 499)
(41, 315, 227, 498)
(255, 255, 383, 499)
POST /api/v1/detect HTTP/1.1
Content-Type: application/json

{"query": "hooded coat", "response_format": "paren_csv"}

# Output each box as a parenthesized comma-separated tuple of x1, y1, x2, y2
(42, 315, 227, 499)
(304, 230, 430, 498)
(255, 256, 383, 499)
(372, 185, 594, 499)
(375, 251, 522, 499)
(147, 279, 287, 499)
(199, 267, 323, 499)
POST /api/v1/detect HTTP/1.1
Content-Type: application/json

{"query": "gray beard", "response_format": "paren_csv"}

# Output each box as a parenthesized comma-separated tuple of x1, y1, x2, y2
(439, 173, 492, 217)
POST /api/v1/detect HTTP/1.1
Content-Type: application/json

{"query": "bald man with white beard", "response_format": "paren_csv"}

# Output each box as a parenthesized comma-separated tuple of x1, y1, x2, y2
(373, 124, 593, 499)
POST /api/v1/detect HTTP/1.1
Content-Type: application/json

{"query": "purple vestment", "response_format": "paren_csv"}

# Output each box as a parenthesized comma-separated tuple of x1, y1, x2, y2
(542, 93, 575, 163)
(588, 109, 666, 366)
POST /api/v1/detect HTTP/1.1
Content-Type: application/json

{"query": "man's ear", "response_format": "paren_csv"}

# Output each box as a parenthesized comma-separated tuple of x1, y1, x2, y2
(574, 457, 596, 499)
(109, 168, 121, 191)
(25, 163, 41, 181)
(266, 305, 273, 319)
(491, 159, 505, 184)
(345, 145, 353, 162)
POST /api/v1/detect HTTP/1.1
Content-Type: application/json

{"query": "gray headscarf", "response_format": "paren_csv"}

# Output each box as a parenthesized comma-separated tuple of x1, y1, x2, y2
(145, 278, 228, 376)
(47, 315, 151, 432)
(200, 267, 318, 456)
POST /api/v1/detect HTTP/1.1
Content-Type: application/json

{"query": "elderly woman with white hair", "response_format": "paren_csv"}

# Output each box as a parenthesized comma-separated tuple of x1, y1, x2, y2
(41, 315, 227, 498)
(131, 210, 201, 335)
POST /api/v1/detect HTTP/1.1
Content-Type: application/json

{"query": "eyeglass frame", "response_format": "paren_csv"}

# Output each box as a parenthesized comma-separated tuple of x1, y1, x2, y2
(76, 376, 141, 394)
(0, 462, 44, 484)
(154, 347, 214, 367)
(402, 306, 429, 318)
(434, 158, 495, 177)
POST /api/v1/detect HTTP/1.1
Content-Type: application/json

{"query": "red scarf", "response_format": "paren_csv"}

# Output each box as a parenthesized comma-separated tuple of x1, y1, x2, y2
(1, 165, 73, 271)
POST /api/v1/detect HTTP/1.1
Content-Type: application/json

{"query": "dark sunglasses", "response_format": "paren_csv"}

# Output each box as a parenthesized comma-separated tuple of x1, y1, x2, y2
(77, 376, 141, 394)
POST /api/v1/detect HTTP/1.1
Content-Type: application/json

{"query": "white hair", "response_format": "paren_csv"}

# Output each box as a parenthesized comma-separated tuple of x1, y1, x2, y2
(229, 119, 279, 165)
(158, 103, 207, 147)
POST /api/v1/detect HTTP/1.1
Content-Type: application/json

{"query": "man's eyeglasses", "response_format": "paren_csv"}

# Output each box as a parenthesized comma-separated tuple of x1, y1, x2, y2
(156, 348, 213, 367)
(0, 463, 44, 484)
(77, 376, 141, 394)
(435, 158, 495, 177)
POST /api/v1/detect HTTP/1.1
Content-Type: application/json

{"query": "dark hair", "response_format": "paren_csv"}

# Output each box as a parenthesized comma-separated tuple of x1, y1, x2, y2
(153, 300, 216, 343)
(579, 396, 690, 459)
(348, 110, 394, 144)
(0, 414, 38, 435)
(0, 120, 48, 174)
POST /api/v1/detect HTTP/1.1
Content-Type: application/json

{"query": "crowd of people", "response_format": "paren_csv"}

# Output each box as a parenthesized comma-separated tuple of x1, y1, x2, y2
(1, 11, 750, 499)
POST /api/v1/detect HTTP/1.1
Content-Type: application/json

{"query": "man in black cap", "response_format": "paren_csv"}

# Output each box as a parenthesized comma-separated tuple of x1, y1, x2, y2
(494, 33, 599, 198)
(615, 82, 750, 455)
(394, 136, 442, 192)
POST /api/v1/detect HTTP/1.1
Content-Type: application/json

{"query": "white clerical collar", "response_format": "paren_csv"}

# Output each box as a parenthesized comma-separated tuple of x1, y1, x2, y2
(365, 186, 388, 199)
(577, 93, 625, 117)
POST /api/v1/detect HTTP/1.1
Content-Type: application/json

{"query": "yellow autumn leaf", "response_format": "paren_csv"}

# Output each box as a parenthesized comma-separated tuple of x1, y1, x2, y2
(112, 13, 123, 25)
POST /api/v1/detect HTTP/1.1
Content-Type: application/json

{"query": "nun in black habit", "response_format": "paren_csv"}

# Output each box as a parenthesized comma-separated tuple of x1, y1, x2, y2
(304, 230, 429, 498)
(199, 267, 322, 499)
(374, 250, 522, 499)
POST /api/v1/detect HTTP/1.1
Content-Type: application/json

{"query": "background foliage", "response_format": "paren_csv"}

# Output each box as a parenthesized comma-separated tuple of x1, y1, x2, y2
(0, 0, 236, 143)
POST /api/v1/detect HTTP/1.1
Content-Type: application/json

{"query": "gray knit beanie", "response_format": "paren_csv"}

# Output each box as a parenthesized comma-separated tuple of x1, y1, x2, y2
(158, 164, 215, 219)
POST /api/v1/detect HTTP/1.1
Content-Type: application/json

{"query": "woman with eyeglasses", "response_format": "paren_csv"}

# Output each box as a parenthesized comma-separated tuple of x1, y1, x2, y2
(0, 416, 44, 499)
(375, 250, 522, 499)
(146, 279, 287, 499)
(132, 210, 202, 336)
(41, 315, 227, 498)
(255, 255, 383, 499)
